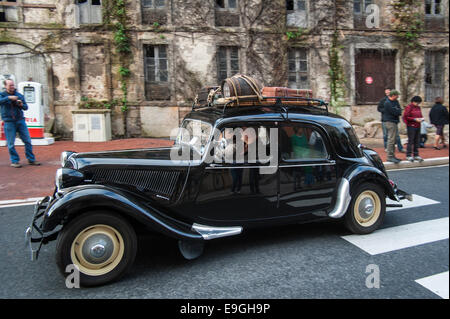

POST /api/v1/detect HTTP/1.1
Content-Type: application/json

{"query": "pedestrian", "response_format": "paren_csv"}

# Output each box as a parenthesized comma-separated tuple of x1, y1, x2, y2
(419, 119, 433, 148)
(383, 90, 403, 163)
(0, 79, 40, 168)
(429, 97, 449, 150)
(378, 88, 405, 153)
(403, 96, 424, 162)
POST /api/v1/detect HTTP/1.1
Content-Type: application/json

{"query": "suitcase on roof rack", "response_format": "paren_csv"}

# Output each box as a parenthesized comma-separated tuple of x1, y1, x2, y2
(261, 87, 319, 106)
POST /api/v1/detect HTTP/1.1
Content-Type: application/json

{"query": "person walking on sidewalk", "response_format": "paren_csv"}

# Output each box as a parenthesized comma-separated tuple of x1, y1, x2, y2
(429, 97, 449, 150)
(378, 88, 405, 153)
(383, 90, 403, 164)
(403, 96, 424, 162)
(0, 79, 40, 168)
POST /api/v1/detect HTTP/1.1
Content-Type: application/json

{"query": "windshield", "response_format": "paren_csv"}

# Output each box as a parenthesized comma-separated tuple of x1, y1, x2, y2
(176, 119, 213, 155)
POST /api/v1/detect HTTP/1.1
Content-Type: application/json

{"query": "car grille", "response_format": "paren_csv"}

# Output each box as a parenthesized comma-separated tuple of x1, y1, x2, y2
(91, 169, 181, 197)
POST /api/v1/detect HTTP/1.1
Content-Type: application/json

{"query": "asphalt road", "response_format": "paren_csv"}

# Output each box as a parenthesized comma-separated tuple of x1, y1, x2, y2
(0, 166, 448, 299)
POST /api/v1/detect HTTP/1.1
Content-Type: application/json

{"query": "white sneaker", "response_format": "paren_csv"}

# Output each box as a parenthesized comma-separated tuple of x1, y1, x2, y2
(414, 156, 424, 163)
(407, 157, 414, 162)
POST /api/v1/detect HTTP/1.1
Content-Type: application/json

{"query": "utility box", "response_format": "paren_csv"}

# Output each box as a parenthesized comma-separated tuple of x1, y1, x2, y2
(72, 109, 111, 142)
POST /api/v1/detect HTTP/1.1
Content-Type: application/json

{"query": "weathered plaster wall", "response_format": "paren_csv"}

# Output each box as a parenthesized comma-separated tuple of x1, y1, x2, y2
(0, 0, 448, 139)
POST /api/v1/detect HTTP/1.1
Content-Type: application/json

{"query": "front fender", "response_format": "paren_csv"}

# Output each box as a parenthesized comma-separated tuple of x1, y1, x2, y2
(42, 185, 202, 241)
(343, 164, 396, 200)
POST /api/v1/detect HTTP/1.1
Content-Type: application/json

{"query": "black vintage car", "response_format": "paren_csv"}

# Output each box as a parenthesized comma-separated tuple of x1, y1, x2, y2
(26, 79, 411, 287)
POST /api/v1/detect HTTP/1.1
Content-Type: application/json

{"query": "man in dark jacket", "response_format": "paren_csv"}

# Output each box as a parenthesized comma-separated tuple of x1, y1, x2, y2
(378, 88, 404, 153)
(429, 97, 449, 149)
(0, 79, 40, 168)
(383, 90, 403, 163)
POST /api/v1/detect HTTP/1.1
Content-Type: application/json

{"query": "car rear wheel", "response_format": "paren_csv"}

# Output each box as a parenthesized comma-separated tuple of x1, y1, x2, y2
(56, 211, 137, 287)
(344, 182, 386, 234)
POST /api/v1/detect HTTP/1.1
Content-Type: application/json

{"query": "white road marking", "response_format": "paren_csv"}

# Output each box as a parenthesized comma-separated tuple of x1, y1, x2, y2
(387, 194, 440, 211)
(415, 271, 449, 299)
(342, 217, 449, 255)
(0, 197, 43, 208)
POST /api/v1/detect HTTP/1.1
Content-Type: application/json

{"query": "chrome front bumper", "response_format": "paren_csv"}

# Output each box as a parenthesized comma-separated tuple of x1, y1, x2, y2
(24, 196, 59, 261)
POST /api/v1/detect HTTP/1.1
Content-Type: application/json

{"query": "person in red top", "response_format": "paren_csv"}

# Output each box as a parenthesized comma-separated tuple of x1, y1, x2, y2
(403, 96, 424, 162)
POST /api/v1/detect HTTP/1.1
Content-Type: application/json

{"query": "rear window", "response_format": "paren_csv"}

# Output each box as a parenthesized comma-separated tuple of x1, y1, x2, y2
(327, 123, 363, 158)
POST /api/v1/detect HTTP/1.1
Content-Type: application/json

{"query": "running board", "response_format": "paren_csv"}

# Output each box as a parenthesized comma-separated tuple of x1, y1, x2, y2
(386, 204, 403, 208)
(192, 223, 243, 240)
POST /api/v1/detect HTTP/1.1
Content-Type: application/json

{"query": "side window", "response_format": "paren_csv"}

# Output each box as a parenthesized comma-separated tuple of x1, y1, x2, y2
(280, 124, 328, 160)
(218, 126, 272, 164)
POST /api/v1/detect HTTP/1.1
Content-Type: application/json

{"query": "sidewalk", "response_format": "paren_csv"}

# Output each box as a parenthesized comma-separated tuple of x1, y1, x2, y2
(0, 138, 173, 202)
(0, 138, 448, 202)
(360, 137, 449, 170)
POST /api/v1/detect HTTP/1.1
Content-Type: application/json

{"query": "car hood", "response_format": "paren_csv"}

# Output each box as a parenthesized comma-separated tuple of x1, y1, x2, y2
(71, 146, 195, 170)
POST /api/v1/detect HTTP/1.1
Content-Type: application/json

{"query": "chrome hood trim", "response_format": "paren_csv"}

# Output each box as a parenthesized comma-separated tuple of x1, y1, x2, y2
(328, 178, 351, 219)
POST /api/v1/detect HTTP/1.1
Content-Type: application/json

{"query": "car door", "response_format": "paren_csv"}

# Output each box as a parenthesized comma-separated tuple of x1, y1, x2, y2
(278, 122, 337, 216)
(194, 122, 280, 224)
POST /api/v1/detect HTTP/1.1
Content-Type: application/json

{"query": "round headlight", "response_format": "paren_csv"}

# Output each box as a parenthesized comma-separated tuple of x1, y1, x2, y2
(60, 151, 75, 167)
(55, 168, 64, 190)
(55, 168, 84, 190)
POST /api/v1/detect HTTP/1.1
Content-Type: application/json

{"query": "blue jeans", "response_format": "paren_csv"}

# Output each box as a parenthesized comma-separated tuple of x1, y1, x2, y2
(4, 119, 36, 164)
(382, 121, 403, 151)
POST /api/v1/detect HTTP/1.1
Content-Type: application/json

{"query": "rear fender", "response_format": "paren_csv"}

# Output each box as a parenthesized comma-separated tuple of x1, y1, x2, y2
(42, 185, 202, 241)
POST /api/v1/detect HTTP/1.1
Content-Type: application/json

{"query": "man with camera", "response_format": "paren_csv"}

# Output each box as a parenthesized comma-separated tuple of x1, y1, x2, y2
(0, 79, 40, 168)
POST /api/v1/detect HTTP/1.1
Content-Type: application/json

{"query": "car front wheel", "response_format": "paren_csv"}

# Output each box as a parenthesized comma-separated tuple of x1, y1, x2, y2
(55, 211, 137, 287)
(344, 182, 386, 235)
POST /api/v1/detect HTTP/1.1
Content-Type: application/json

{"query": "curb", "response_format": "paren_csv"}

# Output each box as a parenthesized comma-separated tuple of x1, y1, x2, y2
(384, 156, 449, 170)
(0, 197, 43, 208)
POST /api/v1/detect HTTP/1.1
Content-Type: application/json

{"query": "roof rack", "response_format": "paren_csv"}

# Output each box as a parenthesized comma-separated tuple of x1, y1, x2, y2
(192, 96, 329, 115)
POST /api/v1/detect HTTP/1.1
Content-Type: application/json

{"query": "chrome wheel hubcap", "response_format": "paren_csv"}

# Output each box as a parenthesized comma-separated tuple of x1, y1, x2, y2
(358, 197, 375, 219)
(82, 234, 114, 264)
(354, 190, 381, 227)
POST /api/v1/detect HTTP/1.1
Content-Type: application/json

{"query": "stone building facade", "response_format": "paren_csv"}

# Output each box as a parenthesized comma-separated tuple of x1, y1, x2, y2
(0, 0, 448, 139)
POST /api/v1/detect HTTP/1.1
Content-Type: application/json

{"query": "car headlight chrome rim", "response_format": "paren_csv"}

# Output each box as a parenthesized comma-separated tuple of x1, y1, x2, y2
(60, 151, 75, 167)
(55, 168, 63, 190)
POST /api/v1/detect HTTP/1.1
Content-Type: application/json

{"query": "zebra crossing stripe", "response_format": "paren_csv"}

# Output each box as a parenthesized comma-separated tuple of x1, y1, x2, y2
(341, 217, 449, 255)
(415, 271, 449, 299)
(387, 194, 440, 212)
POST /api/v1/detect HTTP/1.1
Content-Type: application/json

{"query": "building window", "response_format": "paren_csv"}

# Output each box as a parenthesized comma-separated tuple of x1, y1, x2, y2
(216, 0, 237, 10)
(0, 0, 18, 22)
(141, 0, 167, 25)
(288, 48, 309, 89)
(143, 0, 165, 8)
(217, 46, 239, 84)
(145, 45, 168, 83)
(425, 0, 442, 15)
(425, 51, 445, 102)
(286, 0, 308, 27)
(215, 0, 239, 26)
(77, 0, 102, 24)
(286, 0, 306, 11)
(353, 0, 373, 14)
(144, 45, 170, 100)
